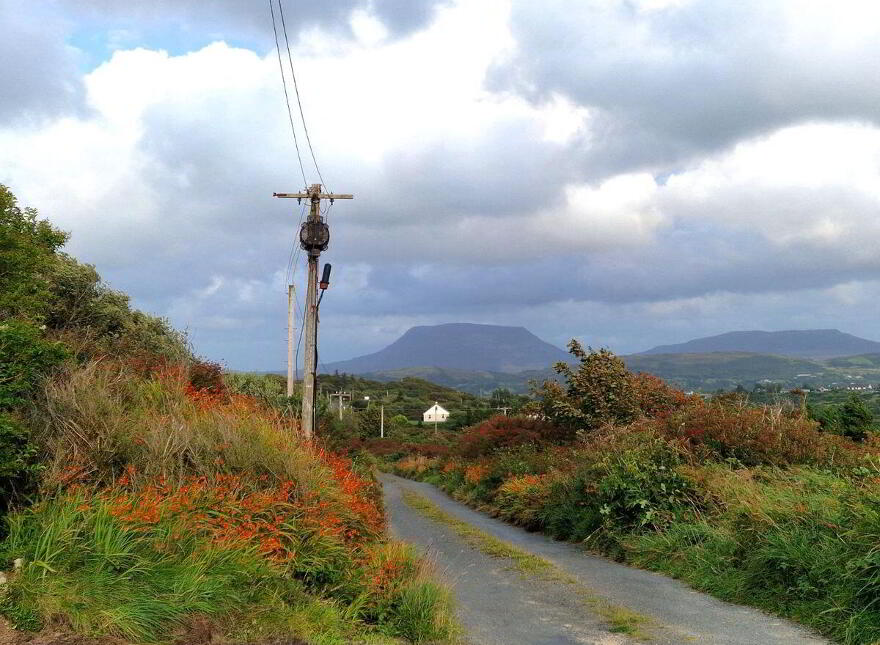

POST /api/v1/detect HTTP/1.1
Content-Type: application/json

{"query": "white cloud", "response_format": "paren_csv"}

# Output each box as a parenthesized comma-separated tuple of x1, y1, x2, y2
(661, 122, 880, 257)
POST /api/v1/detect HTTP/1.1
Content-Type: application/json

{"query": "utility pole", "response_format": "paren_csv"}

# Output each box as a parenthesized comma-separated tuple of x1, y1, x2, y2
(329, 391, 351, 419)
(274, 184, 353, 439)
(287, 284, 295, 397)
(380, 405, 384, 438)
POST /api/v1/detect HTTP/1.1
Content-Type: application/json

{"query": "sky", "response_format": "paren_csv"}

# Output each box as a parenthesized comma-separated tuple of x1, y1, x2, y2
(3, 0, 880, 370)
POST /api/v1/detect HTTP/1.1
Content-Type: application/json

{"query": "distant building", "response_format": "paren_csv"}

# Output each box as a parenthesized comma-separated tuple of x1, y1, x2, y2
(423, 402, 449, 423)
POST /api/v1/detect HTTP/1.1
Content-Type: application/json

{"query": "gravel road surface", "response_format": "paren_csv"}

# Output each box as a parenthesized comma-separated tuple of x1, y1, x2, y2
(380, 473, 829, 645)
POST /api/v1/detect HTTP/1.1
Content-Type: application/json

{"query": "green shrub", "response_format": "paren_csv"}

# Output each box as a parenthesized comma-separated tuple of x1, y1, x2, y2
(538, 475, 605, 541)
(46, 256, 189, 362)
(593, 435, 698, 530)
(839, 393, 874, 441)
(0, 184, 68, 322)
(0, 413, 41, 526)
(0, 320, 68, 409)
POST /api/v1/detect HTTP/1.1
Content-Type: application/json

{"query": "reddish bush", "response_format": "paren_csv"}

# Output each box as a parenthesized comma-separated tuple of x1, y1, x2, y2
(629, 372, 696, 419)
(456, 415, 570, 458)
(188, 359, 225, 395)
(647, 397, 873, 466)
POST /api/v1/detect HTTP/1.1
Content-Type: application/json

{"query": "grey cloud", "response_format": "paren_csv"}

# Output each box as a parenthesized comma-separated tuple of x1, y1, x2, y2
(60, 0, 447, 44)
(0, 1, 86, 123)
(96, 90, 880, 369)
(493, 0, 880, 171)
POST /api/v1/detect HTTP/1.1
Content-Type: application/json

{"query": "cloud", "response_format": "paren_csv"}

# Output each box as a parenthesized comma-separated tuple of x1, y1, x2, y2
(0, 1, 87, 124)
(59, 0, 448, 47)
(494, 0, 880, 172)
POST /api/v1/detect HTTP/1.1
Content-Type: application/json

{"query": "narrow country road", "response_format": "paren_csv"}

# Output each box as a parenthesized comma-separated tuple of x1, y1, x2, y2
(380, 473, 829, 645)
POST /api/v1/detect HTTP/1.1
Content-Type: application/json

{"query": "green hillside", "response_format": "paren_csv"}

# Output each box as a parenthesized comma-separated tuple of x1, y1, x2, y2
(623, 352, 828, 390)
(825, 353, 880, 368)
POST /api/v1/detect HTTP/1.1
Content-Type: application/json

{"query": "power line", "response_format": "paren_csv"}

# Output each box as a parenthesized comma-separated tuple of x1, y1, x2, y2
(269, 0, 307, 188)
(277, 0, 328, 191)
(285, 200, 308, 285)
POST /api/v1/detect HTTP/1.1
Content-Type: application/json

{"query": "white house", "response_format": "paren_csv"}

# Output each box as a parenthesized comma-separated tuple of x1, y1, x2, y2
(423, 402, 449, 423)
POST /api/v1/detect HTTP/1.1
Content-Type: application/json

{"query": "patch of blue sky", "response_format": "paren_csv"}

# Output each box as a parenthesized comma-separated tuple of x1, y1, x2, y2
(67, 25, 264, 73)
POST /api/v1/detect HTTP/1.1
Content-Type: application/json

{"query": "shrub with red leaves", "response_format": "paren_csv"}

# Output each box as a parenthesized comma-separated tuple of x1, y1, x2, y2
(456, 415, 570, 458)
(646, 397, 871, 466)
(189, 360, 225, 395)
(629, 372, 696, 419)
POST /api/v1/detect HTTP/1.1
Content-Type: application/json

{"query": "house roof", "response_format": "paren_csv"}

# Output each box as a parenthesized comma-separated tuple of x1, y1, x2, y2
(424, 402, 449, 414)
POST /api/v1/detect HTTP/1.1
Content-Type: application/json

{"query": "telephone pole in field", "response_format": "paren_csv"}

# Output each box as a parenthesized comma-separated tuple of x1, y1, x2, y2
(274, 184, 353, 439)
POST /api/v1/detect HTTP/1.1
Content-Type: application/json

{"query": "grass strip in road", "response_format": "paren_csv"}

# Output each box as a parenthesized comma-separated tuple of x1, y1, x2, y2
(402, 488, 556, 578)
(401, 488, 652, 639)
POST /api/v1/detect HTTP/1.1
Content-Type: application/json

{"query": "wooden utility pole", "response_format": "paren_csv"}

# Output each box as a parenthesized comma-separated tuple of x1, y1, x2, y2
(274, 184, 353, 439)
(287, 284, 295, 397)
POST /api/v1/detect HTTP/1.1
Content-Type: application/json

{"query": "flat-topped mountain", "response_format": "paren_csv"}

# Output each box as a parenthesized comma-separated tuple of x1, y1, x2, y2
(322, 323, 572, 374)
(640, 329, 880, 359)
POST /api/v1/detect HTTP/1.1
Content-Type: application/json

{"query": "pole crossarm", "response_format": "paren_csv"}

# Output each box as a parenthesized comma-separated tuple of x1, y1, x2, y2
(273, 192, 353, 200)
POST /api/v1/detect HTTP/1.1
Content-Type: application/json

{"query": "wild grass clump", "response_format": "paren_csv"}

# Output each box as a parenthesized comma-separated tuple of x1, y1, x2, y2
(624, 466, 880, 643)
(0, 495, 275, 640)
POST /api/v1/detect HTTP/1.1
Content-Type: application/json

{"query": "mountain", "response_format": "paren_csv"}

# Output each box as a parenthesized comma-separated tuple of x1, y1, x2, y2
(640, 329, 880, 359)
(322, 323, 572, 375)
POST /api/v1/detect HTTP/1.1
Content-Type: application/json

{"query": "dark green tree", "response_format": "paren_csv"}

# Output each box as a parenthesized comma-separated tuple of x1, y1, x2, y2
(807, 403, 840, 433)
(358, 404, 383, 439)
(840, 393, 874, 441)
(533, 340, 636, 432)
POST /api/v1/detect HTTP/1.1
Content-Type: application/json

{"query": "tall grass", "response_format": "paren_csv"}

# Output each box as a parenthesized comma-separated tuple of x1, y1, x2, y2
(624, 466, 880, 644)
(0, 495, 274, 640)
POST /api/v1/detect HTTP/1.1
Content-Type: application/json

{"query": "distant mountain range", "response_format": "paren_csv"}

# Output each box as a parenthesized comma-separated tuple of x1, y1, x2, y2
(319, 324, 880, 394)
(641, 329, 880, 359)
(322, 323, 572, 374)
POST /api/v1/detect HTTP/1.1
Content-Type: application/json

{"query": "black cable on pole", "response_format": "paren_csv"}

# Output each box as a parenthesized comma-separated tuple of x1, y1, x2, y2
(269, 0, 307, 188)
(277, 0, 328, 191)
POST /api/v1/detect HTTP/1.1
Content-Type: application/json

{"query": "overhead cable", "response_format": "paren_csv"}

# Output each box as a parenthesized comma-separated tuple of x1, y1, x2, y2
(277, 0, 328, 191)
(269, 0, 307, 188)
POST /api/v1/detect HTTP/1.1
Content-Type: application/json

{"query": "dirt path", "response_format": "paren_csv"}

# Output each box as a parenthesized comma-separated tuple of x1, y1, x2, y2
(380, 473, 829, 645)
